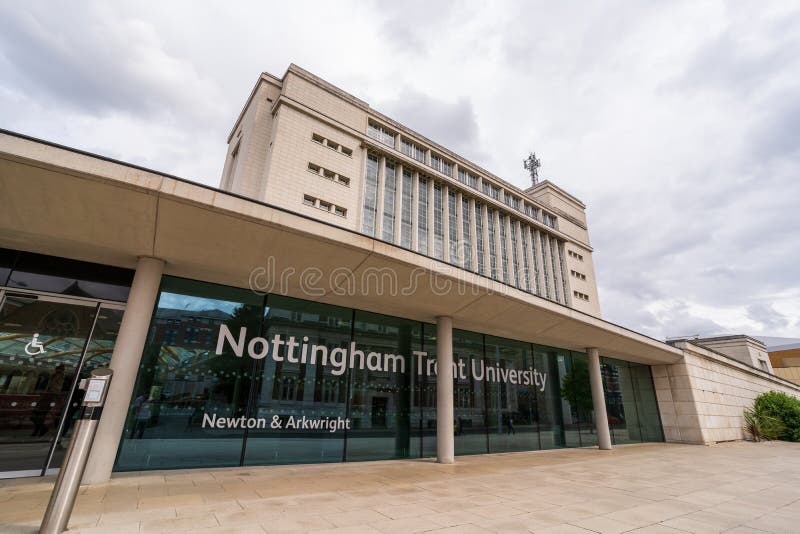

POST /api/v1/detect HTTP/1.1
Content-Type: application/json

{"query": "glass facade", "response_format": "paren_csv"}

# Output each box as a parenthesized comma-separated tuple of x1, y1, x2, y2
(433, 184, 444, 260)
(448, 190, 459, 266)
(115, 276, 664, 473)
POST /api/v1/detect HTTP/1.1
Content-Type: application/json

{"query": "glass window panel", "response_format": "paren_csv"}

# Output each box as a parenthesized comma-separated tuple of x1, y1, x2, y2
(6, 251, 133, 301)
(448, 191, 459, 266)
(461, 198, 473, 272)
(400, 170, 414, 249)
(570, 352, 597, 447)
(416, 323, 437, 458)
(417, 177, 429, 255)
(484, 335, 538, 453)
(475, 203, 486, 276)
(433, 184, 444, 260)
(453, 329, 487, 455)
(362, 154, 379, 236)
(243, 295, 351, 465)
(0, 248, 17, 287)
(382, 161, 396, 242)
(115, 277, 262, 471)
(630, 364, 664, 442)
(533, 346, 566, 449)
(346, 310, 419, 462)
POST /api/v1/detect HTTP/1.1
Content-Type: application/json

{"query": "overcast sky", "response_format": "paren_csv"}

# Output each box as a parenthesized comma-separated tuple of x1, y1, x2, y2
(1, 1, 798, 342)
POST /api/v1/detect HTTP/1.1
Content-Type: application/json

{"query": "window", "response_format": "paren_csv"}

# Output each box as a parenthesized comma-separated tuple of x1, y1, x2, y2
(499, 213, 511, 285)
(549, 238, 562, 303)
(509, 220, 521, 289)
(475, 202, 486, 275)
(571, 270, 587, 281)
(311, 133, 353, 157)
(401, 138, 425, 163)
(382, 161, 397, 242)
(519, 225, 532, 293)
(542, 213, 557, 229)
(525, 204, 538, 219)
(458, 169, 479, 189)
(461, 197, 473, 271)
(400, 169, 414, 248)
(362, 154, 379, 236)
(482, 181, 500, 200)
(487, 208, 498, 279)
(303, 195, 346, 217)
(568, 250, 584, 261)
(448, 190, 459, 265)
(430, 154, 453, 177)
(367, 121, 395, 147)
(540, 233, 551, 299)
(417, 177, 429, 254)
(307, 162, 350, 186)
(503, 192, 520, 211)
(574, 291, 590, 301)
(433, 184, 444, 260)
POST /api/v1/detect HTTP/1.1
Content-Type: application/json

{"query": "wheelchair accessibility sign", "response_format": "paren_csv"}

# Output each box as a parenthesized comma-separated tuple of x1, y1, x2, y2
(25, 333, 47, 356)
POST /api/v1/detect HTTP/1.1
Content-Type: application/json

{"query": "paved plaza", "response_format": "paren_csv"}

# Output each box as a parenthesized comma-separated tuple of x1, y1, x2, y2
(1, 441, 799, 533)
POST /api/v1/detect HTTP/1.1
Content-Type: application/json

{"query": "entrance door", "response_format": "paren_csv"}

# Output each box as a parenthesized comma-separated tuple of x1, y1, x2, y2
(0, 291, 124, 478)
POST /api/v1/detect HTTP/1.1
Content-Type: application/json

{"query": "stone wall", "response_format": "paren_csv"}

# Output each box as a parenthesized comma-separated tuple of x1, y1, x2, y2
(653, 341, 800, 444)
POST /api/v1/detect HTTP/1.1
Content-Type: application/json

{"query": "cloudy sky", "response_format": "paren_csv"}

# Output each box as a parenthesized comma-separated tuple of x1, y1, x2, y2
(1, 1, 798, 342)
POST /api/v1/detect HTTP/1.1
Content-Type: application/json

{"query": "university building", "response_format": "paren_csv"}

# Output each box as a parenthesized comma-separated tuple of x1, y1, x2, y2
(0, 64, 798, 482)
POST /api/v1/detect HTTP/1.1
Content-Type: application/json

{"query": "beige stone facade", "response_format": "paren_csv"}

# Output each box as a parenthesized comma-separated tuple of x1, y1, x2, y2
(220, 64, 602, 316)
(653, 340, 800, 444)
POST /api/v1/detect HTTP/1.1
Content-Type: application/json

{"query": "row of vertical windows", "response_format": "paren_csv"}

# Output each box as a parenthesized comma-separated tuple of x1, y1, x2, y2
(362, 154, 569, 304)
(430, 154, 454, 177)
(401, 139, 426, 163)
(366, 124, 558, 229)
(367, 121, 396, 147)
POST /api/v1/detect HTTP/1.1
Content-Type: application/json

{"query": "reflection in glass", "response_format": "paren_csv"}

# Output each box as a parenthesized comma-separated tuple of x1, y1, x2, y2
(0, 294, 97, 474)
(346, 310, 419, 461)
(453, 329, 487, 455)
(116, 277, 262, 471)
(244, 295, 350, 465)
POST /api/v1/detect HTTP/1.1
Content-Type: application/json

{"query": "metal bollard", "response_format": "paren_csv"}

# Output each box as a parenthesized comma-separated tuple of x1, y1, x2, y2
(40, 369, 113, 534)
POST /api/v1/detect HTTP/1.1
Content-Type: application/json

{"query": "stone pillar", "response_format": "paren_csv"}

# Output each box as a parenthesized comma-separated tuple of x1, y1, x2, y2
(83, 257, 165, 484)
(587, 347, 612, 450)
(436, 316, 454, 464)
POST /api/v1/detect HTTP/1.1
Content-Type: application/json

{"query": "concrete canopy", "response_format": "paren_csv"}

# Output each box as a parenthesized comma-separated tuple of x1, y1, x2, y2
(0, 131, 681, 366)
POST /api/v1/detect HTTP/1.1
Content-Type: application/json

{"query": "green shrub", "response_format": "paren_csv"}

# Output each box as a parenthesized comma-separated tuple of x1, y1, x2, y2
(743, 406, 785, 441)
(752, 391, 800, 442)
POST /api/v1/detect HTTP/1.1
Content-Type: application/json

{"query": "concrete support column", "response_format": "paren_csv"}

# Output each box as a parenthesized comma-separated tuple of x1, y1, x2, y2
(436, 316, 454, 464)
(83, 256, 165, 484)
(587, 347, 612, 451)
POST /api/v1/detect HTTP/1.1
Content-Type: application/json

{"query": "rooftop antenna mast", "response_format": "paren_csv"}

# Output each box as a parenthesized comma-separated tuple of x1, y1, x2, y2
(524, 152, 541, 186)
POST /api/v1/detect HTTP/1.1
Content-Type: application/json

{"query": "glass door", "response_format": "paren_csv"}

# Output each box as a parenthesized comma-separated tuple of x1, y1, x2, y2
(0, 291, 123, 478)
